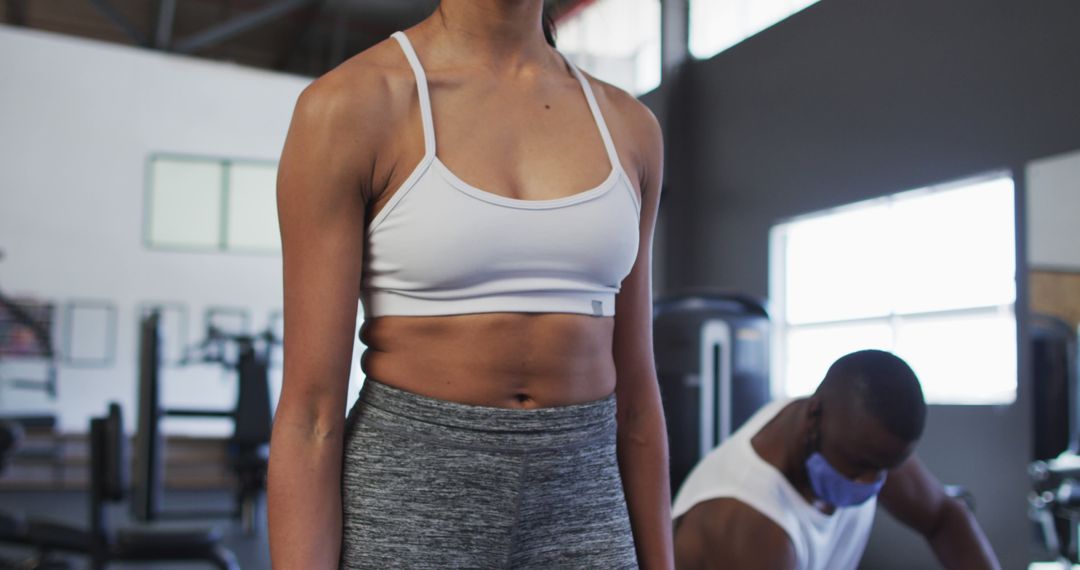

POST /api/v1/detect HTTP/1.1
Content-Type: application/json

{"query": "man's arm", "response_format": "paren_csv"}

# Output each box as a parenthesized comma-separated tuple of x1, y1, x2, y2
(879, 455, 1000, 569)
(674, 499, 798, 570)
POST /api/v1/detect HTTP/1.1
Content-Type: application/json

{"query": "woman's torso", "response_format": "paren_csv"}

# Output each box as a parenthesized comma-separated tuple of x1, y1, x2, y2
(346, 26, 644, 409)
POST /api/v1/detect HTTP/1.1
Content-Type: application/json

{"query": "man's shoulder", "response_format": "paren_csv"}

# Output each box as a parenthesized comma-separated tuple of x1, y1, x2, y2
(677, 497, 799, 569)
(697, 497, 793, 539)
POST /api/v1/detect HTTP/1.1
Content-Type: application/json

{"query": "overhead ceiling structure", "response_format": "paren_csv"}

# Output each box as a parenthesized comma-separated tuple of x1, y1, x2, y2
(0, 0, 593, 76)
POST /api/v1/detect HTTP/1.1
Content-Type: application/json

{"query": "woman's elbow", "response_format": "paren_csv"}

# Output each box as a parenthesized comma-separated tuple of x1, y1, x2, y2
(273, 384, 349, 442)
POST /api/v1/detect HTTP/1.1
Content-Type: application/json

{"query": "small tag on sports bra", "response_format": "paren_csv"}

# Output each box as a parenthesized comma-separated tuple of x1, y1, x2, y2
(592, 300, 603, 316)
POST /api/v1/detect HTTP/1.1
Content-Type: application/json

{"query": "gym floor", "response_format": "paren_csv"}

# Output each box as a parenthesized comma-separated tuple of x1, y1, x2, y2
(0, 489, 269, 569)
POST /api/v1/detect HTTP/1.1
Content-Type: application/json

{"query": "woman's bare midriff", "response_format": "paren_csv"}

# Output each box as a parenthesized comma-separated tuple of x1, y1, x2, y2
(349, 31, 636, 411)
(358, 312, 617, 409)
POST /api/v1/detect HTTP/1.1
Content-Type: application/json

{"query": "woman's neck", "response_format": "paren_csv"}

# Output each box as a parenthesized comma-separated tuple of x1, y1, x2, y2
(422, 0, 553, 75)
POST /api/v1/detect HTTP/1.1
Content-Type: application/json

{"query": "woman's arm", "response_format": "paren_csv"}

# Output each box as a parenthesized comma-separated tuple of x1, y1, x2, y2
(268, 70, 382, 570)
(612, 93, 673, 570)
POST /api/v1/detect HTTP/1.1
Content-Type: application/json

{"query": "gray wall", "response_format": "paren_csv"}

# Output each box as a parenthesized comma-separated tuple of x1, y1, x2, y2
(1028, 149, 1080, 271)
(652, 0, 1080, 567)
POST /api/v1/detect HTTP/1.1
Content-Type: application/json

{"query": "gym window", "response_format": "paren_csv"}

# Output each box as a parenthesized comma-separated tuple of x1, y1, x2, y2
(689, 0, 820, 60)
(145, 154, 281, 254)
(769, 173, 1018, 405)
(556, 0, 661, 96)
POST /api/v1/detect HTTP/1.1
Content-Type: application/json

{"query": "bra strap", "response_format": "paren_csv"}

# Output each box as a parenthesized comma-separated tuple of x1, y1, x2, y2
(563, 56, 621, 171)
(391, 31, 436, 159)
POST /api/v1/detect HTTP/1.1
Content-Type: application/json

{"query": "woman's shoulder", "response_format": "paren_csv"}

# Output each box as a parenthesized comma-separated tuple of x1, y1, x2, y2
(283, 37, 422, 204)
(575, 68, 661, 140)
(295, 36, 418, 136)
(571, 66, 663, 189)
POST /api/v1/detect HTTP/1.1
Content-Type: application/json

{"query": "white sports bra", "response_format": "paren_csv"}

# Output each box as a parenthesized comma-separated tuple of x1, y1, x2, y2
(359, 31, 642, 318)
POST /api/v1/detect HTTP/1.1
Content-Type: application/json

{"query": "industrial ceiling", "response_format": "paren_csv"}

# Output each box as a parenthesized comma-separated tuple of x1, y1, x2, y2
(1, 0, 592, 76)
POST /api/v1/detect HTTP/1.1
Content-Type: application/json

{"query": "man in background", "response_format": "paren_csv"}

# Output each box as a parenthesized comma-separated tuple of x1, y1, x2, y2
(672, 350, 999, 570)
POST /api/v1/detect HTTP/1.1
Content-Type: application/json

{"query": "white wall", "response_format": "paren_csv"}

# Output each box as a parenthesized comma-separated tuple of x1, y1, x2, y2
(1028, 148, 1080, 270)
(0, 25, 366, 435)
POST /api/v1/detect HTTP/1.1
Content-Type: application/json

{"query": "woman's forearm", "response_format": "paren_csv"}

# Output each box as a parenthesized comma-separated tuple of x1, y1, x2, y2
(616, 395, 675, 570)
(267, 408, 346, 570)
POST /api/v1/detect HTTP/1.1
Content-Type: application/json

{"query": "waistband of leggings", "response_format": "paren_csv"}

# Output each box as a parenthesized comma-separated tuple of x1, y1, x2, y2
(353, 378, 617, 443)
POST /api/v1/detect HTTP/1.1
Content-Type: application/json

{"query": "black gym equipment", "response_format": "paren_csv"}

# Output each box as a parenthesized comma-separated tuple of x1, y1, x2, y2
(653, 290, 772, 495)
(0, 418, 48, 570)
(1028, 314, 1080, 563)
(10, 403, 240, 570)
(0, 416, 66, 488)
(0, 254, 69, 568)
(1, 404, 239, 568)
(0, 420, 21, 473)
(133, 309, 275, 535)
(1032, 315, 1079, 462)
(0, 248, 65, 501)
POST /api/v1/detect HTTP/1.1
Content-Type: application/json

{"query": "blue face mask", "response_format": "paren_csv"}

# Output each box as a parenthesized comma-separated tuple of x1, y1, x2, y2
(805, 452, 886, 507)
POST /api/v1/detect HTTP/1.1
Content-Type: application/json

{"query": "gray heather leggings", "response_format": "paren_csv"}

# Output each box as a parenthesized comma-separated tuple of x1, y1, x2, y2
(339, 379, 639, 569)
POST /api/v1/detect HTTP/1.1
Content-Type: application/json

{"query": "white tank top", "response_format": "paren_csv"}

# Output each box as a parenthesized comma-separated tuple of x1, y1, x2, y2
(359, 31, 642, 318)
(671, 399, 878, 570)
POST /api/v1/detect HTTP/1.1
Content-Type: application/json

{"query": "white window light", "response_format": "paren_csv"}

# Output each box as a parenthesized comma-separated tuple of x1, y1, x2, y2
(769, 173, 1017, 405)
(690, 0, 820, 60)
(147, 157, 223, 250)
(226, 162, 281, 252)
(556, 0, 661, 96)
(146, 155, 280, 254)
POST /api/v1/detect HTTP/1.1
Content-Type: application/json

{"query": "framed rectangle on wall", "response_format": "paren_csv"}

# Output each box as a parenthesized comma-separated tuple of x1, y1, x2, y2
(144, 153, 280, 255)
(145, 155, 224, 250)
(63, 300, 117, 367)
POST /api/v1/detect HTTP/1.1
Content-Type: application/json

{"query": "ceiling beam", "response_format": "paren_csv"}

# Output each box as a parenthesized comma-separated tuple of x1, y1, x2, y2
(172, 0, 318, 55)
(87, 0, 148, 46)
(154, 0, 177, 49)
(274, 3, 321, 70)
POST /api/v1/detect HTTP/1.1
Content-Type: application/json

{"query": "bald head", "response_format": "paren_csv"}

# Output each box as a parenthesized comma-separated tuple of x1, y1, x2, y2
(815, 350, 927, 443)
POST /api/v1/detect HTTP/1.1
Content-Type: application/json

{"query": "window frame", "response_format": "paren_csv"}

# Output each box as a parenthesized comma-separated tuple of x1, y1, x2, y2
(768, 170, 1019, 405)
(555, 0, 662, 96)
(143, 152, 279, 255)
(688, 0, 821, 60)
